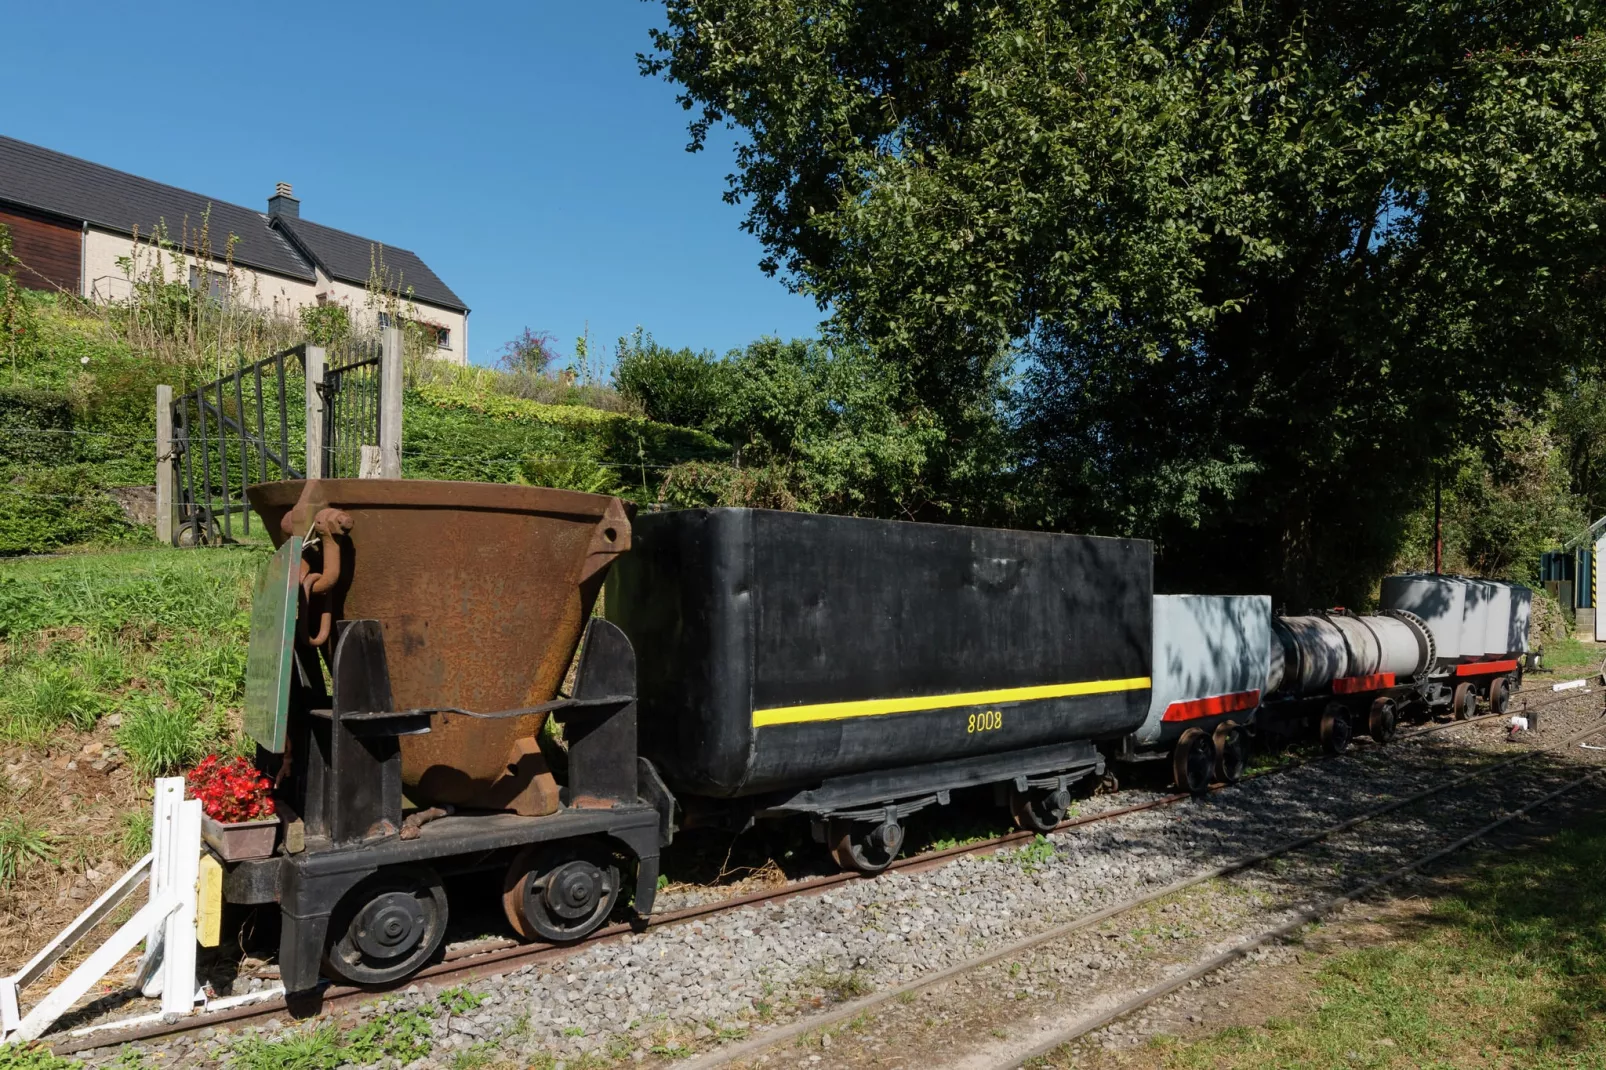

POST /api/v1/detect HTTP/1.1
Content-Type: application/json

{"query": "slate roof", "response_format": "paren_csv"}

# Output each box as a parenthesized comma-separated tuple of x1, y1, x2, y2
(274, 215, 466, 313)
(0, 135, 466, 312)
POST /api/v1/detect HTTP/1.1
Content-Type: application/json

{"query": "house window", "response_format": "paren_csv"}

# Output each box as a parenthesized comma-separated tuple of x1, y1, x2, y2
(435, 326, 451, 350)
(377, 311, 392, 329)
(188, 265, 228, 303)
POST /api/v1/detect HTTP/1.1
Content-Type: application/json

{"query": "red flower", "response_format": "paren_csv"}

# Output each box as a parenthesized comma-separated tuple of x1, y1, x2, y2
(185, 754, 277, 823)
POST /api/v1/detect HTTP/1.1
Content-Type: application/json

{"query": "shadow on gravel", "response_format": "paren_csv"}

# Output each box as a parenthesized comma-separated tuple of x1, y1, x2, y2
(1138, 806, 1606, 1069)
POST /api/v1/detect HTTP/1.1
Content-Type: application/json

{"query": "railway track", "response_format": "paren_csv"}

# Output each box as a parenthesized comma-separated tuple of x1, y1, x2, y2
(44, 685, 1593, 1057)
(677, 706, 1606, 1068)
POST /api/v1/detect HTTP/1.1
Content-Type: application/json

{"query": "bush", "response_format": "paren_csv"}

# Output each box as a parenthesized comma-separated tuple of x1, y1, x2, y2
(404, 383, 726, 501)
(0, 465, 142, 554)
(0, 385, 74, 466)
(613, 328, 731, 431)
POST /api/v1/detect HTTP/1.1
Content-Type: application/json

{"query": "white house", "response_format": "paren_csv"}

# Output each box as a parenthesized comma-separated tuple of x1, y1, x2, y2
(0, 135, 469, 361)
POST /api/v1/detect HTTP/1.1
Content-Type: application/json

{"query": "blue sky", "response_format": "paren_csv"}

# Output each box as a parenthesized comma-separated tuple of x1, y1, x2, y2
(0, 2, 821, 369)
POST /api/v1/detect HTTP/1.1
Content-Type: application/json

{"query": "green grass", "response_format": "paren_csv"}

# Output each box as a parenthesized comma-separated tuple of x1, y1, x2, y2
(115, 692, 221, 776)
(118, 808, 152, 861)
(0, 547, 263, 750)
(0, 815, 55, 886)
(438, 986, 487, 1015)
(1130, 816, 1606, 1069)
(1537, 633, 1603, 676)
(227, 1010, 436, 1070)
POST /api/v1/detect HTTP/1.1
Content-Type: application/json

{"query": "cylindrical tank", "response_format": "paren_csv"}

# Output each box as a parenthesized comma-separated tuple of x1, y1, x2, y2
(1268, 612, 1432, 697)
(1380, 574, 1469, 663)
(1269, 616, 1348, 696)
(248, 478, 632, 810)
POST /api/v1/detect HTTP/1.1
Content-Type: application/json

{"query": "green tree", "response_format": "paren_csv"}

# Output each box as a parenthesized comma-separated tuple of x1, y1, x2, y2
(645, 1, 1606, 604)
(643, 335, 947, 517)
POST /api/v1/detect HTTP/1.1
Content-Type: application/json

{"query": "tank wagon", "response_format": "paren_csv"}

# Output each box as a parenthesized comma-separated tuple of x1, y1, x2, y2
(217, 479, 1529, 993)
(1113, 595, 1271, 793)
(605, 507, 1153, 869)
(1110, 576, 1531, 793)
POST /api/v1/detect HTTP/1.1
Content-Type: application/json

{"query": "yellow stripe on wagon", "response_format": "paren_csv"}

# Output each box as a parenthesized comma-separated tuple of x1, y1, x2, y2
(751, 677, 1152, 728)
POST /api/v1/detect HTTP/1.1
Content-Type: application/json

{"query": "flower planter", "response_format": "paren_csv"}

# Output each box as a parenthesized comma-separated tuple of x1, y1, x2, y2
(201, 814, 279, 862)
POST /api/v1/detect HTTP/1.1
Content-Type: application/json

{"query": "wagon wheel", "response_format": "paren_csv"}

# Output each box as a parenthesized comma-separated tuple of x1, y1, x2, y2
(1368, 697, 1398, 745)
(1212, 721, 1246, 785)
(1172, 727, 1215, 796)
(827, 819, 904, 875)
(1009, 784, 1073, 834)
(1452, 681, 1477, 721)
(1320, 704, 1351, 756)
(323, 865, 448, 986)
(503, 841, 621, 944)
(1488, 676, 1511, 716)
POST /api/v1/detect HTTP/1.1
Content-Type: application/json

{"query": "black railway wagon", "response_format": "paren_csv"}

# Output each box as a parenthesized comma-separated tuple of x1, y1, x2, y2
(606, 508, 1153, 870)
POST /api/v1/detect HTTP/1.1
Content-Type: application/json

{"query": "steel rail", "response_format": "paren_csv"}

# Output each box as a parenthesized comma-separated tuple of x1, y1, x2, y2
(665, 716, 1606, 1069)
(47, 686, 1593, 1055)
(994, 766, 1606, 1068)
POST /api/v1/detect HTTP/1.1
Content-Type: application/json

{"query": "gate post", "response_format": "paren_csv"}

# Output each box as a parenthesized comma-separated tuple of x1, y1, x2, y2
(155, 385, 174, 545)
(379, 326, 403, 479)
(305, 346, 325, 480)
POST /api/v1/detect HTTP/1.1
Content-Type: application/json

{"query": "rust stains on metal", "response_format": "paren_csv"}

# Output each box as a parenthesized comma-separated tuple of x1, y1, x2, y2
(298, 508, 353, 647)
(248, 478, 633, 813)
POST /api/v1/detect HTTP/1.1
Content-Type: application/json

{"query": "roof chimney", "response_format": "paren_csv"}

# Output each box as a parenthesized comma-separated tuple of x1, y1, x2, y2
(268, 181, 299, 218)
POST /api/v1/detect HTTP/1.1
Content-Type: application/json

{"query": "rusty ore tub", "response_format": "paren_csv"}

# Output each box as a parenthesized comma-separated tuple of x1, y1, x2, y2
(248, 478, 631, 812)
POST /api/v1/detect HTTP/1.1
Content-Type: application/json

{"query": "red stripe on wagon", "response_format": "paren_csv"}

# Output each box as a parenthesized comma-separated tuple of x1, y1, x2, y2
(1333, 673, 1395, 694)
(1161, 689, 1261, 722)
(1455, 659, 1519, 676)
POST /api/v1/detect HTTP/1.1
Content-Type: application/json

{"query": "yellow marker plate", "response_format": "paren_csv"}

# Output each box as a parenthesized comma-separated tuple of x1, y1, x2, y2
(196, 853, 224, 948)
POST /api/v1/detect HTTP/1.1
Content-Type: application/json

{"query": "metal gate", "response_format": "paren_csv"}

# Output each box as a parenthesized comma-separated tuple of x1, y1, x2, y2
(320, 338, 383, 479)
(170, 338, 385, 545)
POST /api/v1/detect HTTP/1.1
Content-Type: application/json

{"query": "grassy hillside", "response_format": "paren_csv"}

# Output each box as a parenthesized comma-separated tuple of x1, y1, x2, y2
(0, 291, 725, 554)
(0, 547, 264, 968)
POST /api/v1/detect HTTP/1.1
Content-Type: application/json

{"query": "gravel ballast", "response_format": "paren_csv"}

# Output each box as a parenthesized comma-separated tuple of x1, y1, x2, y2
(67, 687, 1606, 1069)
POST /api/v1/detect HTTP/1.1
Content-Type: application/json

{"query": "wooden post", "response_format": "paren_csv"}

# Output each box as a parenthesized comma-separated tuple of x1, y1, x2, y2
(359, 445, 384, 478)
(379, 326, 403, 478)
(155, 385, 174, 546)
(304, 346, 326, 480)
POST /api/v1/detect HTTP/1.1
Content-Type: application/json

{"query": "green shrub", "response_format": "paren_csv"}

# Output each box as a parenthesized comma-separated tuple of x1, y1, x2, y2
(115, 693, 215, 777)
(0, 465, 143, 555)
(613, 328, 731, 431)
(0, 386, 74, 466)
(404, 384, 726, 501)
(517, 457, 621, 495)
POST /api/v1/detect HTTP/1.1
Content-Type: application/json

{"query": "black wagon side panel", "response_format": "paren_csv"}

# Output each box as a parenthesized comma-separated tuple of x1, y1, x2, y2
(605, 508, 756, 796)
(606, 509, 1152, 799)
